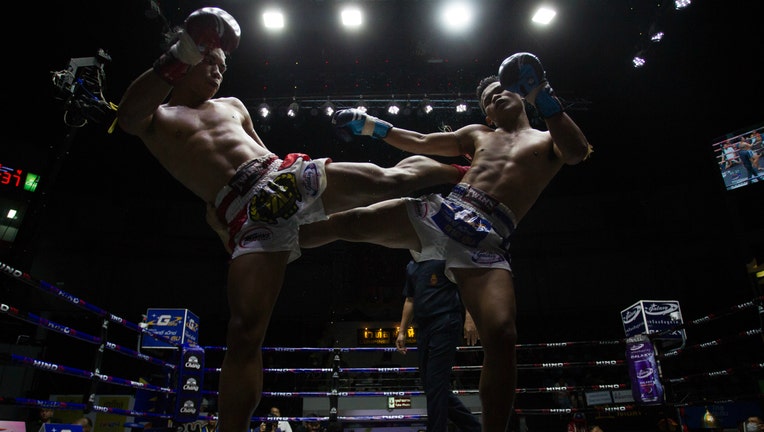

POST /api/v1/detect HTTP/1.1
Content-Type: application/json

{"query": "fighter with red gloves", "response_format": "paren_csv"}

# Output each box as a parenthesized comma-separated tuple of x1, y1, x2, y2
(117, 8, 467, 432)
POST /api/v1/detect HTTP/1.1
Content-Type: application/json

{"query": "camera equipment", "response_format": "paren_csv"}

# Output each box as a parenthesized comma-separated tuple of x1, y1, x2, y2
(51, 49, 116, 127)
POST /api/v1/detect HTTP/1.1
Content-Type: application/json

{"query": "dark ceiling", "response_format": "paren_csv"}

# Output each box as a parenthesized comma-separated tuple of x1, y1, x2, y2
(4, 0, 763, 349)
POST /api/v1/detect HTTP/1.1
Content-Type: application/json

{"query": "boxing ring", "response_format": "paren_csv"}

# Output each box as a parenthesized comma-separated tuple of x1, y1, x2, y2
(1, 259, 762, 431)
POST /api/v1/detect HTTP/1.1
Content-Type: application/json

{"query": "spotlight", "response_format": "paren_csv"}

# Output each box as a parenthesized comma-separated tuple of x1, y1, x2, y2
(420, 97, 433, 115)
(532, 6, 556, 24)
(257, 102, 271, 118)
(386, 101, 401, 115)
(287, 100, 300, 118)
(321, 100, 336, 116)
(454, 98, 468, 113)
(340, 6, 362, 28)
(263, 9, 285, 30)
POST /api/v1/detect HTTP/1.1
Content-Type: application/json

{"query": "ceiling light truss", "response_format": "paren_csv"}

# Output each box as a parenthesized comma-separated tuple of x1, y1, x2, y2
(247, 95, 481, 118)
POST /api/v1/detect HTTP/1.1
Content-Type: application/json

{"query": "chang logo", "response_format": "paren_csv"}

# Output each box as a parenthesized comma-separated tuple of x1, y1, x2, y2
(180, 400, 197, 414)
(183, 377, 200, 391)
(185, 355, 201, 369)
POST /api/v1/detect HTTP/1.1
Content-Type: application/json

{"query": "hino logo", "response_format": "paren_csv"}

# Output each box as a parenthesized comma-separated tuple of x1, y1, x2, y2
(33, 360, 59, 371)
(0, 262, 23, 278)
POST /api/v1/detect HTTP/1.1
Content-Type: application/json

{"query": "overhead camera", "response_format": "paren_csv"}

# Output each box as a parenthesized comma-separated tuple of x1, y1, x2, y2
(51, 49, 116, 127)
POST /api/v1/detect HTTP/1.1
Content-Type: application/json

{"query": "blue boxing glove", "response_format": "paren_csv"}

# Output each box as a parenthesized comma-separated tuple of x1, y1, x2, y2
(332, 109, 393, 140)
(498, 52, 563, 118)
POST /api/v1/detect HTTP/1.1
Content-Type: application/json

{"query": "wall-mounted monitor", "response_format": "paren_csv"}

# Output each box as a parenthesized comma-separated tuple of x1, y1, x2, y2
(711, 122, 763, 191)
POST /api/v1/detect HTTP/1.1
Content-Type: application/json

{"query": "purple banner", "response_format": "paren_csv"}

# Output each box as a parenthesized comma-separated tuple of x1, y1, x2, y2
(625, 336, 664, 405)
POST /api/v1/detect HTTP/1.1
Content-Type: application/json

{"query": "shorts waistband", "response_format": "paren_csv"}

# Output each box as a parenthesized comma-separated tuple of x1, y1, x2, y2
(449, 183, 518, 233)
(227, 154, 280, 195)
(214, 154, 281, 215)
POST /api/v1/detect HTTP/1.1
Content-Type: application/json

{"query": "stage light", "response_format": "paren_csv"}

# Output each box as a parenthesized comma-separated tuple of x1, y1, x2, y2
(321, 100, 336, 116)
(532, 6, 557, 24)
(651, 31, 664, 42)
(632, 56, 646, 68)
(341, 6, 362, 28)
(674, 0, 691, 10)
(440, 1, 474, 33)
(386, 101, 401, 115)
(287, 100, 300, 118)
(420, 97, 433, 115)
(262, 9, 284, 30)
(257, 102, 271, 118)
(454, 98, 468, 113)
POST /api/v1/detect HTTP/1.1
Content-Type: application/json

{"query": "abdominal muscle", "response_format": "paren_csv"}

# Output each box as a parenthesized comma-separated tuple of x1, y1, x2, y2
(147, 101, 273, 203)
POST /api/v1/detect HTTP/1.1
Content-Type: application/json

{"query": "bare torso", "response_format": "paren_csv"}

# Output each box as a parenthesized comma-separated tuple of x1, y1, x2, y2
(145, 97, 272, 203)
(460, 126, 564, 222)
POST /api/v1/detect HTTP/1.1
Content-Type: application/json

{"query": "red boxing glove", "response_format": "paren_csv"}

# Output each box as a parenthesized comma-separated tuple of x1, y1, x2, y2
(185, 7, 241, 54)
(154, 7, 241, 85)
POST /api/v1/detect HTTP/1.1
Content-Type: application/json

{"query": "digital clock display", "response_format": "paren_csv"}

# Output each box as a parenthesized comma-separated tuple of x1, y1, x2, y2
(0, 162, 40, 192)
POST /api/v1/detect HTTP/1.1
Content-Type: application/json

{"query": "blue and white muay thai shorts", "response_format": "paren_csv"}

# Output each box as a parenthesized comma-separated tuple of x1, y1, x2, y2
(214, 153, 329, 262)
(405, 183, 518, 282)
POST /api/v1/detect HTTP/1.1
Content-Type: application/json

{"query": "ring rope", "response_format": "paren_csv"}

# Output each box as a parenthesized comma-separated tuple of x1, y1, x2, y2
(5, 259, 760, 426)
(5, 353, 175, 394)
(665, 361, 763, 385)
(660, 327, 761, 359)
(1, 303, 176, 370)
(0, 260, 180, 347)
(202, 339, 628, 353)
(647, 295, 763, 341)
(0, 396, 172, 420)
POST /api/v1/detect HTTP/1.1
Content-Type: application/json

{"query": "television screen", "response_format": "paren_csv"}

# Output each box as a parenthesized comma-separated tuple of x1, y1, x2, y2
(712, 122, 764, 190)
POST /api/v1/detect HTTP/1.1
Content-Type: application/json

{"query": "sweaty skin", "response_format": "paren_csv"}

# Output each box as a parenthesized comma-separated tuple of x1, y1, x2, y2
(117, 46, 465, 432)
(298, 76, 591, 432)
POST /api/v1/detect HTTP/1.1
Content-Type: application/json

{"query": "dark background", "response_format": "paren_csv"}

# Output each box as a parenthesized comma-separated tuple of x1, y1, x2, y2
(3, 0, 763, 376)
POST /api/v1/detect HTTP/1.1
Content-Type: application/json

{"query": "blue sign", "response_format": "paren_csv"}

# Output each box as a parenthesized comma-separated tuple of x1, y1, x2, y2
(43, 425, 83, 432)
(142, 308, 200, 349)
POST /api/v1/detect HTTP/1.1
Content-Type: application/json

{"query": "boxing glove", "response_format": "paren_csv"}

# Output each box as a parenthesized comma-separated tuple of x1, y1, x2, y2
(332, 109, 393, 140)
(498, 52, 563, 118)
(154, 7, 241, 85)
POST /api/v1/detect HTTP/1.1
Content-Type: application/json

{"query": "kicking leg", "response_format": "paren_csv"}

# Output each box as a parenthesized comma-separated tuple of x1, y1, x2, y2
(320, 155, 464, 214)
(300, 198, 420, 250)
